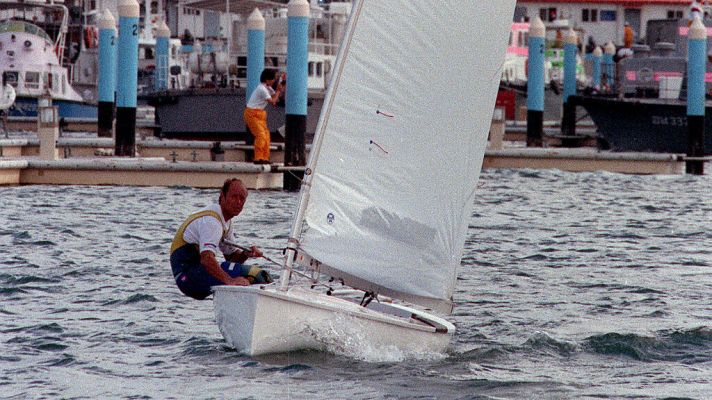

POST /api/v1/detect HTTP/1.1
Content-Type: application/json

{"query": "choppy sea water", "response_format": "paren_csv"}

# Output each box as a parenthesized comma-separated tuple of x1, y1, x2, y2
(1, 169, 711, 399)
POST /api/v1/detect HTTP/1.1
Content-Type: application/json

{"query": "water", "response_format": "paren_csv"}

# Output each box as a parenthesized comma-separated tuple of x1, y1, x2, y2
(1, 169, 711, 399)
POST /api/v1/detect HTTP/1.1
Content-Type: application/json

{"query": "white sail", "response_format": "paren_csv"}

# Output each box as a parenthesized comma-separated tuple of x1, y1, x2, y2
(294, 0, 515, 313)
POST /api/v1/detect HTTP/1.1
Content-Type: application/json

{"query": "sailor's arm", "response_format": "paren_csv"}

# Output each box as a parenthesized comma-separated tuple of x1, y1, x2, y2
(224, 246, 263, 263)
(200, 250, 249, 286)
(266, 89, 281, 105)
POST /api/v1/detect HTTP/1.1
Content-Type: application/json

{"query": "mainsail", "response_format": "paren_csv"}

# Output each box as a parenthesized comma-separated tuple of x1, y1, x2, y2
(289, 0, 516, 314)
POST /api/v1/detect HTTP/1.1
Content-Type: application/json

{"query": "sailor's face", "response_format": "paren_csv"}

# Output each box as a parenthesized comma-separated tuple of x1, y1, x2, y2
(221, 183, 247, 218)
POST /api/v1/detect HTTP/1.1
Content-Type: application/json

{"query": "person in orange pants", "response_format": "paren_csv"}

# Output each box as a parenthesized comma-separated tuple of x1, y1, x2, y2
(244, 69, 283, 164)
(623, 22, 634, 49)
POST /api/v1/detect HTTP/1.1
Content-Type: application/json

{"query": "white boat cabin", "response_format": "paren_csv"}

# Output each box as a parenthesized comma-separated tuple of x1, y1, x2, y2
(0, 20, 82, 102)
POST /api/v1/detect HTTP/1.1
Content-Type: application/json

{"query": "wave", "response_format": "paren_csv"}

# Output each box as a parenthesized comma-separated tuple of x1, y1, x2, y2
(1, 275, 60, 285)
(582, 327, 712, 363)
(456, 327, 712, 365)
(522, 331, 578, 356)
(102, 293, 159, 305)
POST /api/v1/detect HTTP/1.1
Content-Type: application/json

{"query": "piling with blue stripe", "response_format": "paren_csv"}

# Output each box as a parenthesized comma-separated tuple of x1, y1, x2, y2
(115, 0, 140, 157)
(97, 10, 116, 138)
(592, 46, 602, 90)
(284, 0, 309, 191)
(561, 28, 578, 138)
(526, 17, 545, 147)
(154, 21, 170, 92)
(247, 8, 265, 105)
(686, 16, 706, 175)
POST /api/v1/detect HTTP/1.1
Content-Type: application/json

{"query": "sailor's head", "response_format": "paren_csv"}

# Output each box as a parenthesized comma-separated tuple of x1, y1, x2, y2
(260, 69, 277, 84)
(220, 178, 248, 220)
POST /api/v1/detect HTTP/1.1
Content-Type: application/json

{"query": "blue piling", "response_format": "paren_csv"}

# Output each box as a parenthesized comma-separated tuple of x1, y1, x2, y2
(592, 46, 602, 90)
(115, 0, 140, 157)
(687, 16, 706, 175)
(247, 8, 265, 103)
(97, 10, 116, 138)
(154, 21, 170, 92)
(527, 17, 545, 147)
(561, 28, 578, 138)
(284, 0, 309, 191)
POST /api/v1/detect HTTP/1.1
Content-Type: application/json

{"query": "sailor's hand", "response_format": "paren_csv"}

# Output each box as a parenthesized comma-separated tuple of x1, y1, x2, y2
(245, 246, 263, 259)
(227, 276, 250, 286)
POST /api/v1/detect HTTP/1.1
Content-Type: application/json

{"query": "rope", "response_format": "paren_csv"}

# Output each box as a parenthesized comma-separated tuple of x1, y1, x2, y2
(222, 239, 333, 291)
(222, 240, 282, 266)
(284, 169, 304, 184)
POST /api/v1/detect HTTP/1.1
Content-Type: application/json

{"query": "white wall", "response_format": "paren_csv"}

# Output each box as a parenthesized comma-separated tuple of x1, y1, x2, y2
(518, 2, 688, 48)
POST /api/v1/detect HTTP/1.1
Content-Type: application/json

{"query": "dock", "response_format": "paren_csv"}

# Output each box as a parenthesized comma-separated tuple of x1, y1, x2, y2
(0, 132, 692, 189)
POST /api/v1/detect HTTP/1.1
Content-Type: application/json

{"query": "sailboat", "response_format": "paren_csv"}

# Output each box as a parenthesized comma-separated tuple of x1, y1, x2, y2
(213, 0, 516, 357)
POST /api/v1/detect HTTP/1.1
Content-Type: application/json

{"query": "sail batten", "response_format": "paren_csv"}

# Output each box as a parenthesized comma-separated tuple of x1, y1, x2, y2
(291, 0, 516, 311)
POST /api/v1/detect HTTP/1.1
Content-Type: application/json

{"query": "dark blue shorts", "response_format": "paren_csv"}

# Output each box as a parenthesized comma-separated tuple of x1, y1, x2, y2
(170, 245, 272, 300)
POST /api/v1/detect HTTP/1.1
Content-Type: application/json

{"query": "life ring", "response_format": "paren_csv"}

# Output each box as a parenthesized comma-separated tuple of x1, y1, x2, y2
(0, 84, 16, 111)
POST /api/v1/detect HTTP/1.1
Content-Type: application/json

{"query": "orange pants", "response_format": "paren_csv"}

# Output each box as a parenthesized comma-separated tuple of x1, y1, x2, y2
(243, 108, 270, 162)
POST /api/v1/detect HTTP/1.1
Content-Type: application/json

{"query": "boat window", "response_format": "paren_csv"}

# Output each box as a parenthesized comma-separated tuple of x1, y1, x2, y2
(324, 60, 331, 75)
(316, 62, 322, 77)
(25, 71, 40, 89)
(539, 7, 557, 22)
(667, 10, 683, 19)
(25, 24, 39, 36)
(3, 71, 18, 87)
(600, 10, 616, 22)
(308, 61, 315, 76)
(62, 74, 66, 94)
(46, 72, 53, 89)
(0, 21, 52, 43)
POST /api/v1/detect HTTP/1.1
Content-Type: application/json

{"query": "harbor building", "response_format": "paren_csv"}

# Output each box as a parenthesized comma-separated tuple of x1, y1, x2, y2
(514, 0, 703, 47)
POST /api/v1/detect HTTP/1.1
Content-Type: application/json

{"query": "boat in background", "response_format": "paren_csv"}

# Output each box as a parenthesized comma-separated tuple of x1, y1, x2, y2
(572, 17, 712, 154)
(0, 0, 97, 124)
(144, 2, 350, 141)
(499, 19, 589, 121)
(213, 0, 515, 357)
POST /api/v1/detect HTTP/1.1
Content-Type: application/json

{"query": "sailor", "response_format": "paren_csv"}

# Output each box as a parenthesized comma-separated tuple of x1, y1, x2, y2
(170, 178, 273, 300)
(623, 22, 634, 49)
(243, 69, 284, 164)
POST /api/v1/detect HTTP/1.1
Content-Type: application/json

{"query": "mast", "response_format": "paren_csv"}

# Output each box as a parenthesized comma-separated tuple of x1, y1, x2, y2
(279, 0, 364, 290)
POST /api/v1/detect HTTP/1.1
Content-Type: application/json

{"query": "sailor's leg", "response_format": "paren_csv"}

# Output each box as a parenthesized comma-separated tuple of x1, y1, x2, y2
(244, 108, 269, 161)
(253, 115, 270, 162)
(220, 261, 273, 284)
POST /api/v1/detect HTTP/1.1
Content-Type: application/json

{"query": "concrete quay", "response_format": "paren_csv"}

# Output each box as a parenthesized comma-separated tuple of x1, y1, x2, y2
(0, 136, 692, 189)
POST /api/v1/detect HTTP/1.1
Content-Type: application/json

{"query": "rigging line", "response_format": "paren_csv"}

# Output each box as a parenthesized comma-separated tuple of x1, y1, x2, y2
(285, 169, 305, 184)
(223, 240, 332, 289)
(222, 240, 282, 266)
(493, 61, 505, 81)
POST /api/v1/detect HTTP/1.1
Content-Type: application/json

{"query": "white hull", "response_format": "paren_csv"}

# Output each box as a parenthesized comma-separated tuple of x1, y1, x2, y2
(213, 285, 454, 357)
